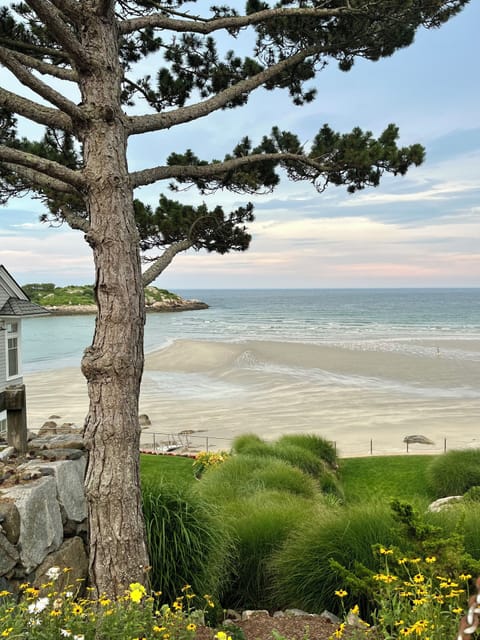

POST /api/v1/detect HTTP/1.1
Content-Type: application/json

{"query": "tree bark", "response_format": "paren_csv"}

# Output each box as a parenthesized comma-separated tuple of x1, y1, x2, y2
(78, 10, 149, 597)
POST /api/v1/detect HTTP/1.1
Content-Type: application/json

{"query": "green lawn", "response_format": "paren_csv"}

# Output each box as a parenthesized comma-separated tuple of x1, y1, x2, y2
(339, 454, 435, 503)
(140, 453, 194, 487)
(140, 452, 437, 503)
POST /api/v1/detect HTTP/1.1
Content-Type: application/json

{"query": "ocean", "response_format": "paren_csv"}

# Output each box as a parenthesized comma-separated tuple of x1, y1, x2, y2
(22, 289, 480, 456)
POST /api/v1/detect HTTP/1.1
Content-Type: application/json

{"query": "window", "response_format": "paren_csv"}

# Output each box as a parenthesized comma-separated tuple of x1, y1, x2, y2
(6, 322, 20, 379)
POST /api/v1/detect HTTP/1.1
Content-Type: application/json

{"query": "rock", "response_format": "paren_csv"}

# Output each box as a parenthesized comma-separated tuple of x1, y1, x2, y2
(2, 477, 63, 573)
(0, 532, 18, 575)
(0, 499, 21, 544)
(139, 414, 151, 426)
(0, 447, 15, 462)
(33, 536, 88, 592)
(242, 610, 270, 620)
(45, 434, 84, 450)
(33, 448, 84, 460)
(428, 496, 463, 512)
(48, 415, 62, 420)
(321, 611, 342, 625)
(38, 421, 58, 437)
(403, 435, 435, 445)
(24, 458, 86, 523)
(284, 609, 315, 617)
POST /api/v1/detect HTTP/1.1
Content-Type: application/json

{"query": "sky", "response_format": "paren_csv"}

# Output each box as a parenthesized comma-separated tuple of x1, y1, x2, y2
(1, 1, 479, 290)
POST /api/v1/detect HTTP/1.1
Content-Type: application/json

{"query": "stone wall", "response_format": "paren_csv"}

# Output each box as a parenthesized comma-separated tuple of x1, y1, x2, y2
(0, 427, 88, 595)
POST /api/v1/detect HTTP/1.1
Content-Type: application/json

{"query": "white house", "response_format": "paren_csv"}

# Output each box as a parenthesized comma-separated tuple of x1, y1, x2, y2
(0, 265, 48, 436)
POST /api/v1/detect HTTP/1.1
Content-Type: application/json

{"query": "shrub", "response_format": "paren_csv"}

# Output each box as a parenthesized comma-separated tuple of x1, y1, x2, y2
(271, 501, 400, 616)
(231, 433, 268, 454)
(271, 442, 326, 478)
(427, 449, 480, 498)
(196, 454, 321, 505)
(142, 481, 233, 603)
(277, 433, 338, 467)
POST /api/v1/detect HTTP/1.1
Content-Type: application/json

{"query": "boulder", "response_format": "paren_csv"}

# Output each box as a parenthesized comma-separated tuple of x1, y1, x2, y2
(24, 458, 86, 523)
(2, 477, 63, 573)
(0, 531, 18, 575)
(428, 496, 463, 512)
(0, 498, 21, 544)
(33, 536, 88, 592)
(139, 414, 151, 426)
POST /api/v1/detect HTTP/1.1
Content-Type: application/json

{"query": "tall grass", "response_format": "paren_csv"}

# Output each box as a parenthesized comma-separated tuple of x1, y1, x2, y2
(142, 481, 233, 603)
(426, 449, 480, 497)
(220, 491, 320, 611)
(271, 501, 401, 616)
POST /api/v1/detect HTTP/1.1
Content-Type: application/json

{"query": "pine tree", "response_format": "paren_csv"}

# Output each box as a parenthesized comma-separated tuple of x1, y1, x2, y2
(0, 0, 469, 596)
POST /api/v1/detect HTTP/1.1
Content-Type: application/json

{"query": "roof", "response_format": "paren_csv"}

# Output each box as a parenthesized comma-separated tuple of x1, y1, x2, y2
(0, 265, 49, 318)
(0, 297, 49, 317)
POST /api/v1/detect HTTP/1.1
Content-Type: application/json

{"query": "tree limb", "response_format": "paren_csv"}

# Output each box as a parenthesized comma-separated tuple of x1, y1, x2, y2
(0, 144, 85, 189)
(48, 0, 82, 22)
(142, 239, 194, 286)
(127, 45, 320, 135)
(1, 161, 79, 195)
(0, 47, 84, 121)
(0, 87, 73, 131)
(25, 0, 91, 70)
(60, 205, 90, 232)
(9, 49, 77, 82)
(119, 5, 347, 36)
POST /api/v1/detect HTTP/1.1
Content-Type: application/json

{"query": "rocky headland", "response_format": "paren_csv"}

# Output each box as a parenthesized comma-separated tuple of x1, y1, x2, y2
(22, 283, 209, 315)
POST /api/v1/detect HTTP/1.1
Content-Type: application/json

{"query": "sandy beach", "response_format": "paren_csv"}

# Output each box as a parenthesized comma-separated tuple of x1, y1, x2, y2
(24, 338, 480, 458)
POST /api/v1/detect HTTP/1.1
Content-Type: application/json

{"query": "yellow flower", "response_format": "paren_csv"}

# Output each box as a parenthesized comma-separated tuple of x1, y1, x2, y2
(0, 591, 10, 597)
(331, 623, 345, 639)
(186, 623, 197, 632)
(153, 626, 166, 633)
(172, 600, 183, 610)
(72, 603, 83, 616)
(350, 604, 360, 615)
(398, 557, 408, 565)
(1, 629, 14, 638)
(379, 547, 393, 555)
(459, 574, 472, 581)
(50, 610, 61, 617)
(215, 632, 232, 640)
(129, 582, 147, 604)
(413, 574, 425, 584)
(453, 607, 464, 615)
(334, 589, 348, 598)
(99, 598, 111, 607)
(425, 556, 436, 564)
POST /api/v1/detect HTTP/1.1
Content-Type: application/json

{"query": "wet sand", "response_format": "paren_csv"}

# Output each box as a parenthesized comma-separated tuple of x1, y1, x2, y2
(24, 338, 480, 458)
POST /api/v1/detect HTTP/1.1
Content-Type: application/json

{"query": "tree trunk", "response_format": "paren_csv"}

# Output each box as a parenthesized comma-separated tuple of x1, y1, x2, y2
(78, 11, 149, 597)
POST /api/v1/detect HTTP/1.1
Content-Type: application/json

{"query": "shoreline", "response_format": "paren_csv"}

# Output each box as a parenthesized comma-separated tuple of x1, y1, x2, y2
(23, 336, 480, 458)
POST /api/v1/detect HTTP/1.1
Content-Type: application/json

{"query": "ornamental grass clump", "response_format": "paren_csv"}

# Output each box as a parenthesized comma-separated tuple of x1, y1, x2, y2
(142, 481, 233, 604)
(426, 449, 480, 498)
(333, 548, 471, 640)
(0, 569, 210, 640)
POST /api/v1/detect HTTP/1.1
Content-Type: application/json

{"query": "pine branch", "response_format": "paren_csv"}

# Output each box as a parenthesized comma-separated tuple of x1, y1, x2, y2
(130, 151, 320, 188)
(9, 49, 77, 81)
(1, 161, 79, 195)
(127, 45, 320, 135)
(142, 239, 194, 286)
(119, 5, 347, 36)
(0, 47, 84, 121)
(26, 0, 91, 70)
(0, 87, 73, 131)
(0, 144, 85, 189)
